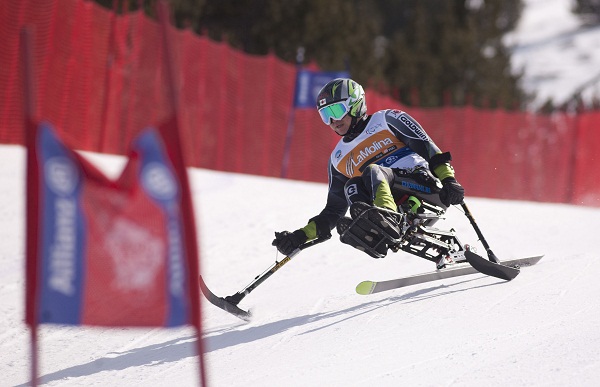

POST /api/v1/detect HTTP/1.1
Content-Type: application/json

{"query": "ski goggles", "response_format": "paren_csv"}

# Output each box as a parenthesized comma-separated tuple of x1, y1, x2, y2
(318, 101, 350, 125)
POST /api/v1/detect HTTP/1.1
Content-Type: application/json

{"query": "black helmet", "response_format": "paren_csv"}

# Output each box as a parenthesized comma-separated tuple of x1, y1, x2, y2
(316, 78, 367, 125)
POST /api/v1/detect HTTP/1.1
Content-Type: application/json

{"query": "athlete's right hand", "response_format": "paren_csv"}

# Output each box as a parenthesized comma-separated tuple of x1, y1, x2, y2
(272, 230, 308, 256)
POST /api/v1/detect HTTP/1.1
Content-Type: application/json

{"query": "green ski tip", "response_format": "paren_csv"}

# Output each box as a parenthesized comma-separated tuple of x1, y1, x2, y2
(356, 281, 376, 295)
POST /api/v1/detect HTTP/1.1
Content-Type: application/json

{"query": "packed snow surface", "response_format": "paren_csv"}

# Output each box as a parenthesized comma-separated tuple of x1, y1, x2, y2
(4, 2, 600, 385)
(2, 145, 600, 386)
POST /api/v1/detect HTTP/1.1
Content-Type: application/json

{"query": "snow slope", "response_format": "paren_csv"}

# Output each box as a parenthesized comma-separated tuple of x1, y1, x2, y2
(3, 2, 600, 386)
(506, 0, 600, 107)
(2, 144, 600, 386)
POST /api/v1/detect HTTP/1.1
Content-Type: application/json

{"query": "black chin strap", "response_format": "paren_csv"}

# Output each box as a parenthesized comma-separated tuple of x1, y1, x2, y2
(343, 115, 368, 141)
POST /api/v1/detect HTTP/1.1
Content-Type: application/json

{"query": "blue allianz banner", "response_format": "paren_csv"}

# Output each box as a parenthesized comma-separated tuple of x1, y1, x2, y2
(26, 119, 199, 328)
(293, 69, 350, 109)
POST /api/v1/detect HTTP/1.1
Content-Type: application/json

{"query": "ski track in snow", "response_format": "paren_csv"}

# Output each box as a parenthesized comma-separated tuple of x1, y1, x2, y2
(2, 144, 600, 386)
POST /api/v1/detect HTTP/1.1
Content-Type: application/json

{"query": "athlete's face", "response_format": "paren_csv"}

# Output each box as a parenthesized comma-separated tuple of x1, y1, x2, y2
(329, 114, 352, 136)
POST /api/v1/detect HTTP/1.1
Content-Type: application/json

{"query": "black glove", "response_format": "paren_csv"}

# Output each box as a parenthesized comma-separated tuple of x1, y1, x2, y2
(439, 177, 465, 206)
(272, 230, 308, 256)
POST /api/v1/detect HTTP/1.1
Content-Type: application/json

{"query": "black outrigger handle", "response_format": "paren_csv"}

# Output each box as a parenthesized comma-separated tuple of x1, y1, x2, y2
(460, 201, 500, 263)
(224, 235, 331, 305)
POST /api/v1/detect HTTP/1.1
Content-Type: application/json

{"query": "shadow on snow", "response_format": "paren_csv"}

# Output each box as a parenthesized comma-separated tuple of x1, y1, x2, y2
(19, 275, 502, 385)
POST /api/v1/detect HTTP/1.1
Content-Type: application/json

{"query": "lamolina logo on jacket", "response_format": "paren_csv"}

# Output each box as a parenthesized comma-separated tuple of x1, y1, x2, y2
(345, 137, 394, 176)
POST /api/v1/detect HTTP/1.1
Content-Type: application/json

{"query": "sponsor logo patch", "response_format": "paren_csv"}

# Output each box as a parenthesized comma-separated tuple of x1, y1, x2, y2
(346, 183, 359, 197)
(401, 180, 431, 193)
(385, 155, 398, 165)
(399, 114, 430, 141)
(387, 109, 402, 119)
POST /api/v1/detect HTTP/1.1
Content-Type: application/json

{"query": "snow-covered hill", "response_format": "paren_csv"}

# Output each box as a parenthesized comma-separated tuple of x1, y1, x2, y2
(506, 0, 600, 108)
(2, 144, 600, 386)
(3, 2, 600, 386)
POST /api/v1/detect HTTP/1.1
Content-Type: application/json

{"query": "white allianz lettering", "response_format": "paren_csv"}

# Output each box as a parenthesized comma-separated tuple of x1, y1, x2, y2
(49, 198, 77, 296)
(167, 213, 185, 297)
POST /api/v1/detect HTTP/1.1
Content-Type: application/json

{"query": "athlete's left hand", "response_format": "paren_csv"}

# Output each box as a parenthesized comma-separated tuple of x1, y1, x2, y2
(439, 177, 465, 206)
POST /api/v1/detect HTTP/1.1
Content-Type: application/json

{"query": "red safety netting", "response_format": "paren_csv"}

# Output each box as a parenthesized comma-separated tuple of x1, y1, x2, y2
(1, 0, 599, 206)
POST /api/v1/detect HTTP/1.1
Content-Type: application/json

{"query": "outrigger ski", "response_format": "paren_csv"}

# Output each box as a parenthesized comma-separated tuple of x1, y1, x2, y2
(463, 250, 520, 281)
(199, 276, 252, 321)
(199, 237, 331, 321)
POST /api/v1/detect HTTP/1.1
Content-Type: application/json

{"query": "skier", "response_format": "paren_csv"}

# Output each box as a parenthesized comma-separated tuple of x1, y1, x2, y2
(199, 78, 524, 321)
(272, 78, 465, 259)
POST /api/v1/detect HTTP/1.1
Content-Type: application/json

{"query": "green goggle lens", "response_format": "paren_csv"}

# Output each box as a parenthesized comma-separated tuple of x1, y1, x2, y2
(318, 102, 349, 124)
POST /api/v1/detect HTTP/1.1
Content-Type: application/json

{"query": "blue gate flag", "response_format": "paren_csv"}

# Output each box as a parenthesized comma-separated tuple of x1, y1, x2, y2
(293, 69, 350, 109)
(25, 117, 201, 328)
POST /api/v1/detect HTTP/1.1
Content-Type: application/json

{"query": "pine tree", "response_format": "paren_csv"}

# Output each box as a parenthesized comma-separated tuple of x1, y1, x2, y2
(378, 0, 525, 108)
(93, 0, 528, 109)
(573, 0, 600, 24)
